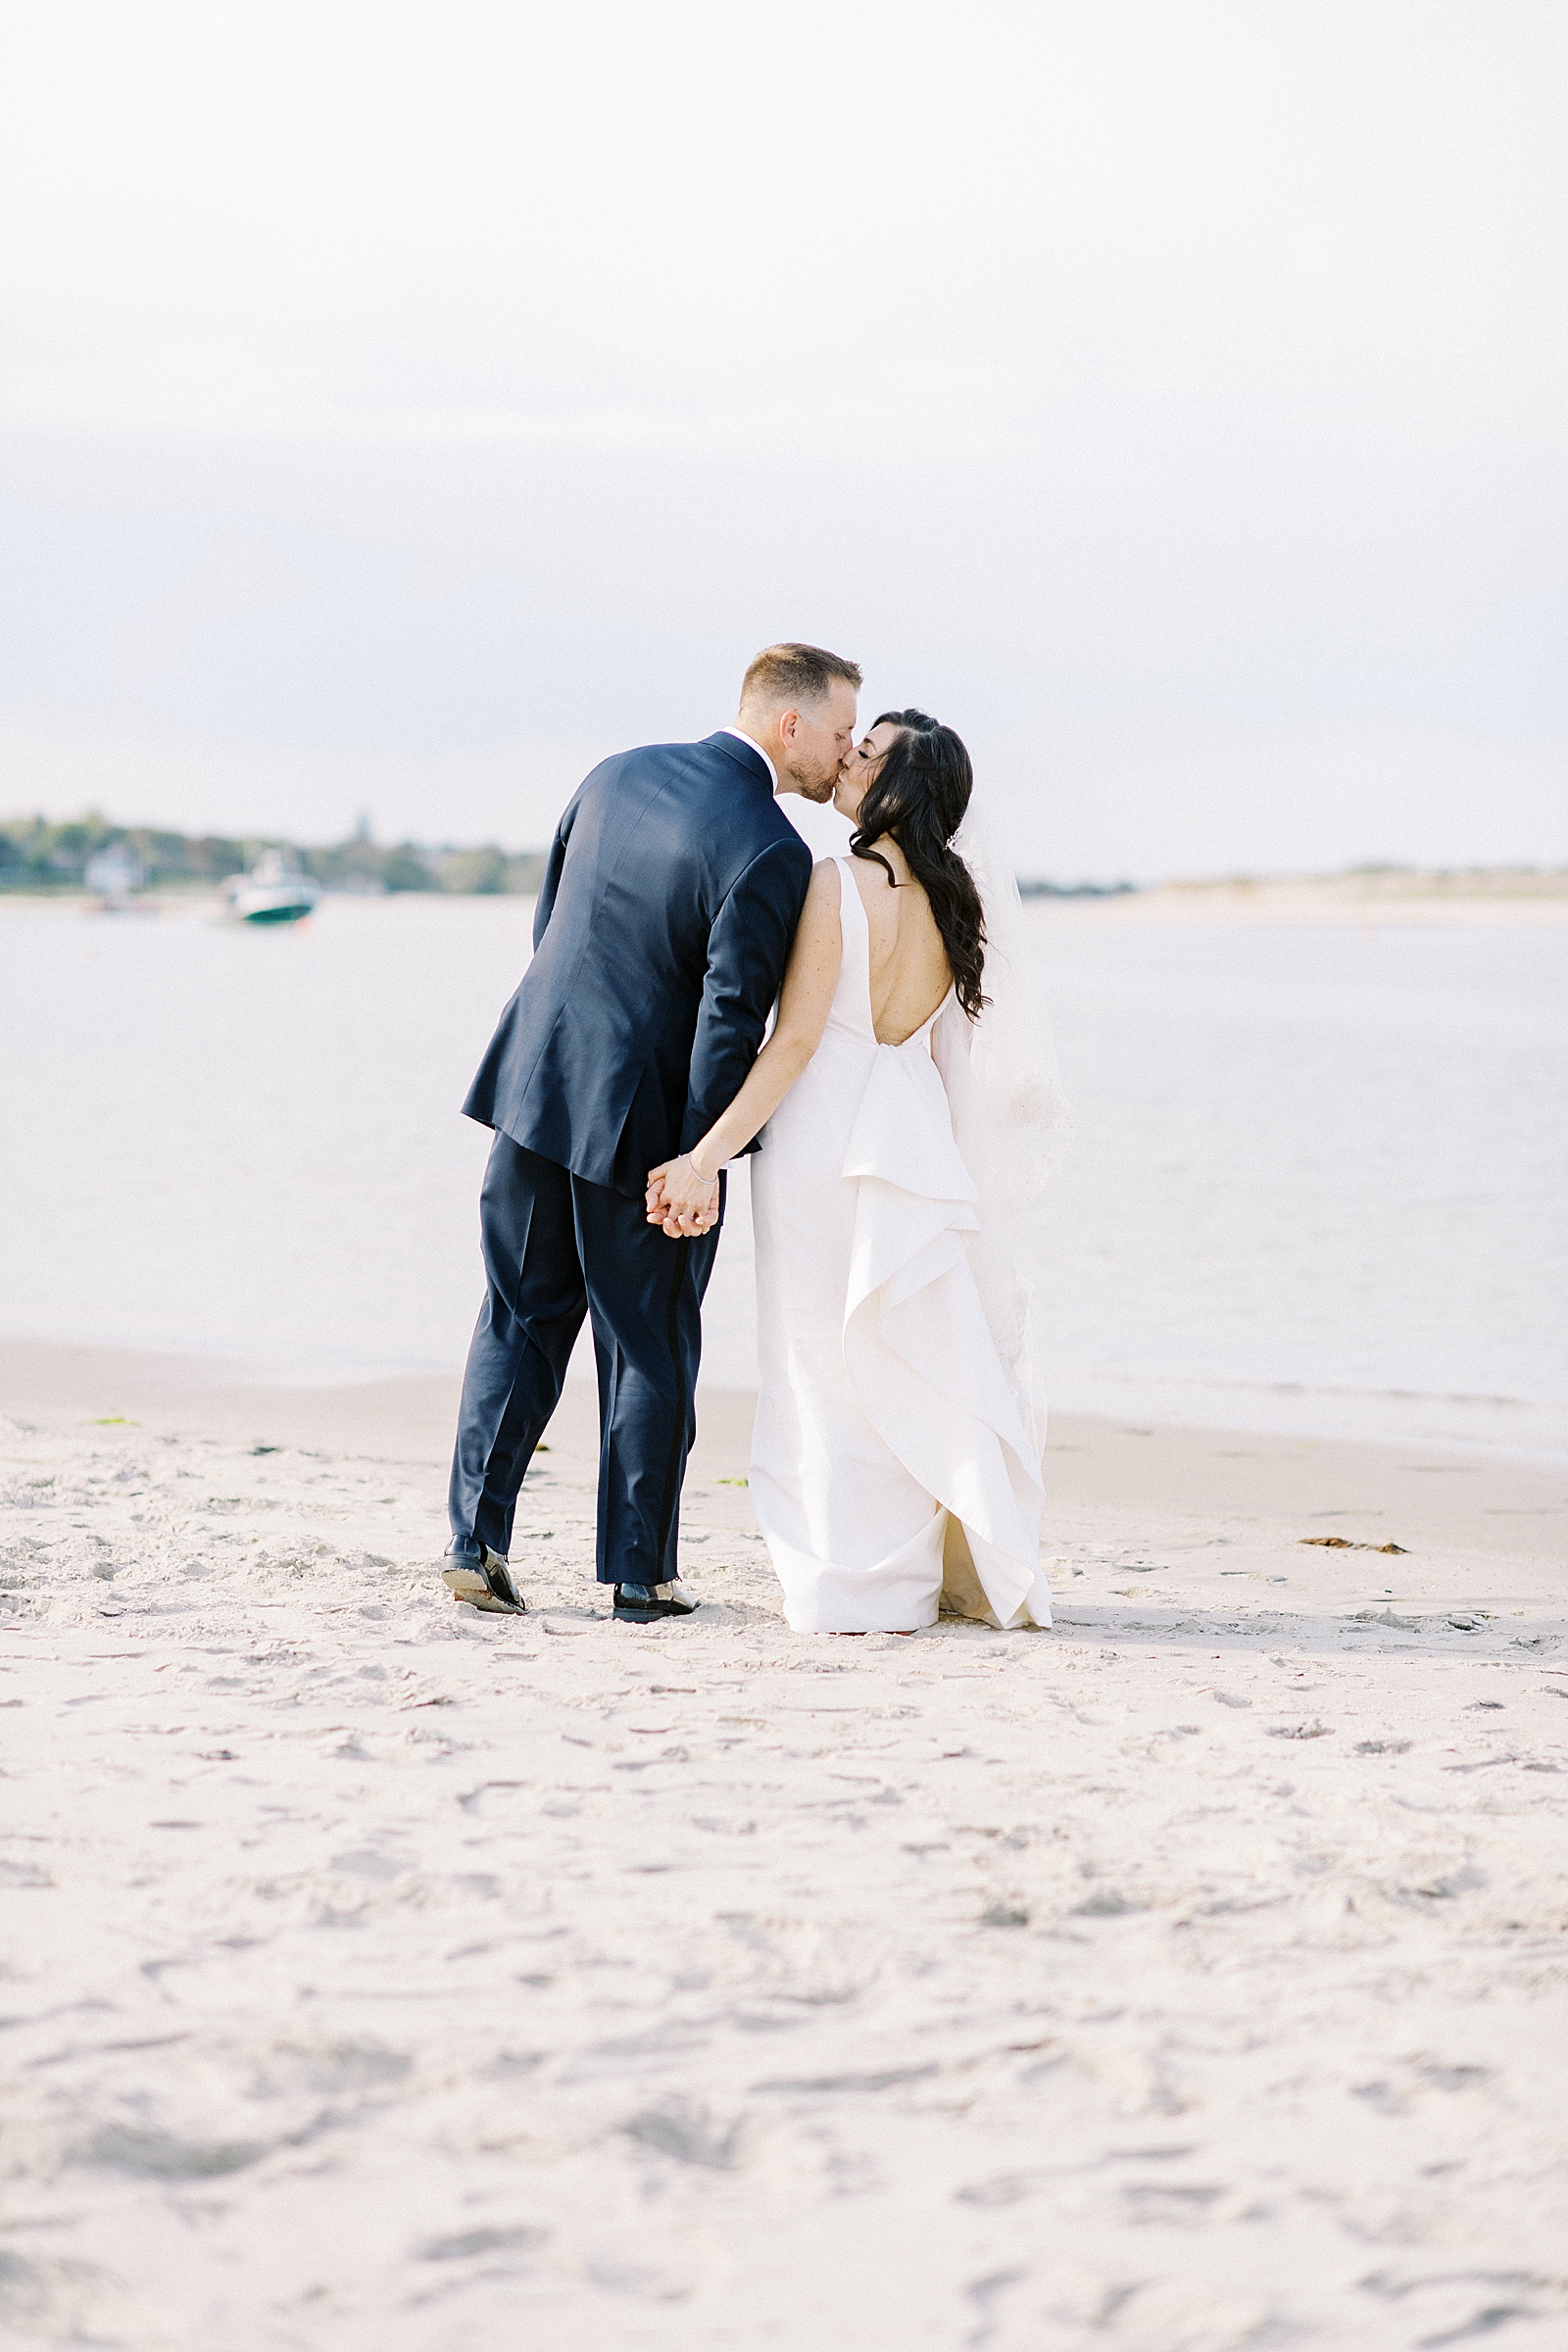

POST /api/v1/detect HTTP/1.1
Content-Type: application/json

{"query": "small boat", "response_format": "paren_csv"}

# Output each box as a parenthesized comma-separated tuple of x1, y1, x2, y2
(84, 844, 148, 910)
(221, 850, 320, 925)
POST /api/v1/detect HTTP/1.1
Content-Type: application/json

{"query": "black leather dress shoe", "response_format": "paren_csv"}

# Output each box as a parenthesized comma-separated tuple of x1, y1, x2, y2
(612, 1581, 699, 1622)
(442, 1542, 525, 1614)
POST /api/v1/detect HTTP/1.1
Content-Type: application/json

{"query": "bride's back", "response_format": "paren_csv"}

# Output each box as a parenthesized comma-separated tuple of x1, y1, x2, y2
(845, 844, 953, 1046)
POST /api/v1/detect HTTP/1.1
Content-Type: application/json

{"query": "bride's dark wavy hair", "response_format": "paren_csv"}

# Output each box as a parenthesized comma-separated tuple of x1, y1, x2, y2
(850, 709, 988, 1018)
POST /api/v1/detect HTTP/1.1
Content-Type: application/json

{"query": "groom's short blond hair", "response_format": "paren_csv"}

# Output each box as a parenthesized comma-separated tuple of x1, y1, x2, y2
(741, 643, 862, 709)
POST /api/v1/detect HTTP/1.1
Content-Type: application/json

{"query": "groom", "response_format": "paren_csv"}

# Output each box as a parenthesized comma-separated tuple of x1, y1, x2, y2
(444, 643, 861, 1621)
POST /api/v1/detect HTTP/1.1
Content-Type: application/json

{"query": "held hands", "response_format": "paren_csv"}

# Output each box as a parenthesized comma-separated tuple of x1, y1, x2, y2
(646, 1153, 720, 1240)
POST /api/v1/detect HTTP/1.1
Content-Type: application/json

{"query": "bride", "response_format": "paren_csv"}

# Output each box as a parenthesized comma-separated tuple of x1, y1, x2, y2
(647, 710, 1060, 1635)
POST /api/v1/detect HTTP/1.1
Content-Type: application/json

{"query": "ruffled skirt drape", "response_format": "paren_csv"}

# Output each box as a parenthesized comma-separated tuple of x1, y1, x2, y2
(750, 1026, 1051, 1634)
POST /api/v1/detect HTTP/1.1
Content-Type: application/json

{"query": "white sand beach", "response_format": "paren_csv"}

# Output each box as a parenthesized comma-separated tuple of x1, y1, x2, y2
(3, 1340, 1566, 2349)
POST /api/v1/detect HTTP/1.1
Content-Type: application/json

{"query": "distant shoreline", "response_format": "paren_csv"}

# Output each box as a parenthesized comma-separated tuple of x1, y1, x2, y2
(4, 810, 1565, 910)
(1024, 867, 1568, 927)
(5, 868, 1565, 927)
(0, 813, 546, 899)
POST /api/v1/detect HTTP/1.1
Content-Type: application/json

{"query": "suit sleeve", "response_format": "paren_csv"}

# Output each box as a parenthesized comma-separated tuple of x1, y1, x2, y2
(681, 836, 812, 1156)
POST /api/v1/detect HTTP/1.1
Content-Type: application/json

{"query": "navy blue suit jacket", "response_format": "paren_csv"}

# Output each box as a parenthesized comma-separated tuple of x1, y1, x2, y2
(463, 732, 813, 1197)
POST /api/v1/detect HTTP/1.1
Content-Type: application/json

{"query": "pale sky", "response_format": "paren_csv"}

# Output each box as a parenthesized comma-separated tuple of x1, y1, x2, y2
(1, 0, 1563, 879)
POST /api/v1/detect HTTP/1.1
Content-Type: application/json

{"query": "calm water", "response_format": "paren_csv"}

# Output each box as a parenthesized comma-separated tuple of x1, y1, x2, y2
(2, 896, 1564, 1459)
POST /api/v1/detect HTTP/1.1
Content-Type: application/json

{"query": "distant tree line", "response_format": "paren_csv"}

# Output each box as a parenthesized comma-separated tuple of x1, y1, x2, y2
(0, 814, 547, 896)
(1, 812, 1145, 901)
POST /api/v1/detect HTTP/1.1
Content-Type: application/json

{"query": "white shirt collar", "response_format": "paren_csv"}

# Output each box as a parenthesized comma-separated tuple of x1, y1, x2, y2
(720, 726, 778, 792)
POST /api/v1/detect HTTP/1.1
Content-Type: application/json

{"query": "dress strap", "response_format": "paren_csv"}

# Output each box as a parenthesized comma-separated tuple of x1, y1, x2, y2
(831, 855, 876, 1036)
(834, 855, 866, 938)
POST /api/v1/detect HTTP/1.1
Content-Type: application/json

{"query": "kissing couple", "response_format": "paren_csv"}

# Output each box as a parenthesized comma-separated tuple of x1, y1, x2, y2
(443, 644, 1063, 1634)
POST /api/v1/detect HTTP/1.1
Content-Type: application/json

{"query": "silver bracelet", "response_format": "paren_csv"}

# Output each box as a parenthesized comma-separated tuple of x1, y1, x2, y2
(680, 1152, 719, 1187)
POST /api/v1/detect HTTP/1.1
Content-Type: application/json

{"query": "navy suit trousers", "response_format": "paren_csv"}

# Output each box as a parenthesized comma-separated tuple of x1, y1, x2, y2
(448, 1135, 720, 1583)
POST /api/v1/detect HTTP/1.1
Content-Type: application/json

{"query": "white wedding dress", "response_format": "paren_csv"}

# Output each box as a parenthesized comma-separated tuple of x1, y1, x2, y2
(749, 856, 1054, 1634)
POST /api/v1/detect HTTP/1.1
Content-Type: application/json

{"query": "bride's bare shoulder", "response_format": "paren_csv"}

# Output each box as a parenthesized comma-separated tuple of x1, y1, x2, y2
(779, 856, 846, 999)
(789, 856, 843, 952)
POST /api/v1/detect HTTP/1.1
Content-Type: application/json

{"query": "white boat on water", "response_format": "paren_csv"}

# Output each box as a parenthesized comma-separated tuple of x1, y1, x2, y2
(221, 851, 320, 925)
(84, 844, 149, 910)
